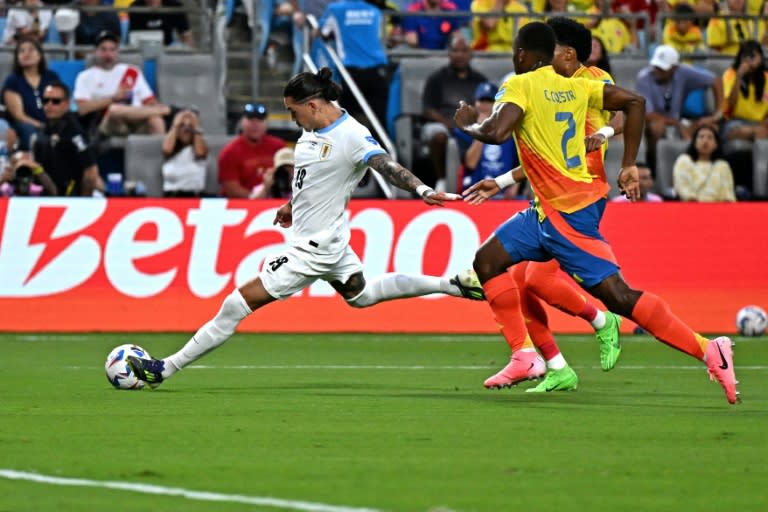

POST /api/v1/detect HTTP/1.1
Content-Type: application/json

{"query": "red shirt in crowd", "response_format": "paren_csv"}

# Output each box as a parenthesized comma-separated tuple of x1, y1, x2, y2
(217, 134, 287, 196)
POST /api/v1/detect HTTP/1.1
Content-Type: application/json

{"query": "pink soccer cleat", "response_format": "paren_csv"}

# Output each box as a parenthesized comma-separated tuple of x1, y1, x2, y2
(705, 337, 740, 405)
(484, 351, 546, 389)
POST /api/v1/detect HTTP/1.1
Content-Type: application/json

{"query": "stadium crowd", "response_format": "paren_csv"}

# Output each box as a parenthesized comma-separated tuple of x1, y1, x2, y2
(0, 0, 766, 200)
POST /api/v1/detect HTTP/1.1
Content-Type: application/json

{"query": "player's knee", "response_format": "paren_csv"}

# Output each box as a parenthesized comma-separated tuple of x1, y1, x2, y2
(346, 287, 374, 308)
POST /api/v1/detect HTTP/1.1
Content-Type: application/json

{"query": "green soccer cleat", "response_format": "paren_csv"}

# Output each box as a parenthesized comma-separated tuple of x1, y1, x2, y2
(525, 366, 579, 393)
(595, 311, 622, 371)
(450, 269, 485, 301)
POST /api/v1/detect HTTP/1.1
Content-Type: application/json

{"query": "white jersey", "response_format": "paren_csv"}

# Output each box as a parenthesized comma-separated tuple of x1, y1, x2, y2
(290, 111, 386, 254)
(73, 63, 155, 107)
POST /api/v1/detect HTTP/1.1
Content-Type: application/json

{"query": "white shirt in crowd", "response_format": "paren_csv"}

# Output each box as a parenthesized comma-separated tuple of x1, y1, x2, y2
(162, 146, 206, 193)
(290, 110, 385, 254)
(2, 8, 53, 45)
(73, 63, 155, 106)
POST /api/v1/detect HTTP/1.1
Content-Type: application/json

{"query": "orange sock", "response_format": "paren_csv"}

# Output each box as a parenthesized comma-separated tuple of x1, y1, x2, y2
(521, 287, 560, 358)
(484, 272, 533, 352)
(526, 261, 594, 319)
(631, 292, 709, 359)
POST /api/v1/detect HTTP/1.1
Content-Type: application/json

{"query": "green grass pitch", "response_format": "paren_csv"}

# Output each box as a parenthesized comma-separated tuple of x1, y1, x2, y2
(1, 332, 767, 512)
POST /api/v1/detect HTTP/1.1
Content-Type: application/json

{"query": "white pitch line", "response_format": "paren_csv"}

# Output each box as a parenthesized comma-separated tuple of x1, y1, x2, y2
(67, 364, 768, 371)
(0, 470, 382, 512)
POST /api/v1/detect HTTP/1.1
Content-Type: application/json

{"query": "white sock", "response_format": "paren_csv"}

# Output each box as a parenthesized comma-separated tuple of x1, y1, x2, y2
(348, 273, 453, 307)
(591, 310, 607, 329)
(163, 289, 252, 378)
(547, 354, 567, 370)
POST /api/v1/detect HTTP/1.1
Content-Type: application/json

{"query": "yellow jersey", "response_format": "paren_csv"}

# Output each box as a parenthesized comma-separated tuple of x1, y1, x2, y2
(573, 65, 614, 185)
(723, 68, 768, 122)
(496, 66, 608, 216)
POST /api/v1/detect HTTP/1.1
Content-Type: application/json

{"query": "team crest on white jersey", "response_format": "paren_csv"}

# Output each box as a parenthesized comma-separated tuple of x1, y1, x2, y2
(320, 143, 332, 160)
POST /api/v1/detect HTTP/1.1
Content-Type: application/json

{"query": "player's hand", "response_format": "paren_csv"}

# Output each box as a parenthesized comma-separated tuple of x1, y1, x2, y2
(462, 178, 500, 205)
(617, 165, 640, 202)
(584, 133, 606, 153)
(453, 101, 479, 129)
(422, 190, 462, 207)
(273, 202, 293, 228)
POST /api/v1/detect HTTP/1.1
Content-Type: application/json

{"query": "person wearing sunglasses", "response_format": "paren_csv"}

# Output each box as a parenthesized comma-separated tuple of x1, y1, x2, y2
(217, 102, 288, 198)
(32, 80, 105, 196)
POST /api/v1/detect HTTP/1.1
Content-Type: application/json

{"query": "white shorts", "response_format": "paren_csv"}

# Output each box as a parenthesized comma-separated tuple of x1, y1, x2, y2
(259, 245, 364, 300)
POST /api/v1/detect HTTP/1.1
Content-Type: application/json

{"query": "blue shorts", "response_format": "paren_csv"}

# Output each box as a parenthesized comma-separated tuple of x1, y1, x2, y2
(495, 200, 619, 288)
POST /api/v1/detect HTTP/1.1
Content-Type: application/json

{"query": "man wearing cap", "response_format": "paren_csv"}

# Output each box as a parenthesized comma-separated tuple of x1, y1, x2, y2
(217, 102, 288, 198)
(74, 0, 121, 46)
(453, 81, 520, 198)
(73, 30, 170, 139)
(265, 146, 295, 198)
(636, 44, 723, 172)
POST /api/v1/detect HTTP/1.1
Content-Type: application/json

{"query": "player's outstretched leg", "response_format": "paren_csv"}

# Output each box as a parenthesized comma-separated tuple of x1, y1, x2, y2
(524, 261, 622, 370)
(129, 288, 255, 387)
(346, 270, 483, 307)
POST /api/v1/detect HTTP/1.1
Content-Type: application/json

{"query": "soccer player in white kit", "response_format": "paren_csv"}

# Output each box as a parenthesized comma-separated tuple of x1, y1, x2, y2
(128, 68, 483, 387)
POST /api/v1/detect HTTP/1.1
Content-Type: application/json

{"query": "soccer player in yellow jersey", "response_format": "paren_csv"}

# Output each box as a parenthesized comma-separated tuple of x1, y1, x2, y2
(477, 17, 626, 391)
(455, 22, 739, 404)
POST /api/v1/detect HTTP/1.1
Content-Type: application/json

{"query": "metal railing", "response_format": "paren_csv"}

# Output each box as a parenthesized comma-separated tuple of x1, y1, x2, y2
(300, 14, 396, 199)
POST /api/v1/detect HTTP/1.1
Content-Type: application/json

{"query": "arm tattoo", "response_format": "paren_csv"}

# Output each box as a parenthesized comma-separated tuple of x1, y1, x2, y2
(367, 153, 422, 193)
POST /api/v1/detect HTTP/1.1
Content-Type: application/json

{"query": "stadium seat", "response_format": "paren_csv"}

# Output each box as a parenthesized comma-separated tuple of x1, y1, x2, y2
(394, 55, 510, 193)
(609, 56, 647, 90)
(157, 53, 227, 134)
(753, 140, 768, 199)
(656, 138, 688, 194)
(48, 60, 86, 94)
(124, 134, 164, 197)
(204, 134, 234, 196)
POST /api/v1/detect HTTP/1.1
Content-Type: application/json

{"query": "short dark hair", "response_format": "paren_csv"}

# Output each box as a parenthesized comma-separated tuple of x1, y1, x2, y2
(45, 80, 71, 100)
(547, 17, 592, 64)
(673, 3, 695, 15)
(283, 67, 343, 103)
(517, 22, 556, 61)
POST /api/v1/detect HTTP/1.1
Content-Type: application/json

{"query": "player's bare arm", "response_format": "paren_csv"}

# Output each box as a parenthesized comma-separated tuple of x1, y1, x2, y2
(603, 84, 645, 202)
(367, 153, 460, 206)
(463, 167, 525, 205)
(454, 101, 522, 145)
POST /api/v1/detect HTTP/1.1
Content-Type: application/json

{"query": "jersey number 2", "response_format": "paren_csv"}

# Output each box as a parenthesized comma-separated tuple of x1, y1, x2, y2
(555, 112, 582, 169)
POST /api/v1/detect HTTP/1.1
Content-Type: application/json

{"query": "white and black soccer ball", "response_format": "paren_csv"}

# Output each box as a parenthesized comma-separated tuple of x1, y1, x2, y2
(105, 344, 151, 389)
(736, 305, 767, 337)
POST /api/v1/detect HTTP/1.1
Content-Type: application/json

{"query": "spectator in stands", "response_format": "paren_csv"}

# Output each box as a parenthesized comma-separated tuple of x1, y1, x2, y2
(706, 0, 763, 56)
(74, 31, 169, 139)
(318, 0, 390, 132)
(721, 40, 768, 141)
(266, 146, 295, 198)
(584, 0, 633, 54)
(610, 163, 662, 202)
(455, 81, 521, 198)
(586, 35, 611, 75)
(662, 4, 705, 56)
(74, 0, 122, 46)
(420, 32, 487, 192)
(129, 0, 194, 47)
(636, 44, 724, 171)
(2, 0, 53, 46)
(673, 124, 736, 201)
(612, 0, 658, 45)
(1, 37, 60, 150)
(217, 102, 287, 198)
(470, 0, 529, 51)
(402, 0, 462, 50)
(34, 81, 105, 196)
(161, 109, 208, 197)
(0, 150, 57, 196)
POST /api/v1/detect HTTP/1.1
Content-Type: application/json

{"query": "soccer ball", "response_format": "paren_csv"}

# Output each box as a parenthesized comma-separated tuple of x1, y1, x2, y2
(105, 344, 151, 389)
(736, 305, 767, 337)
